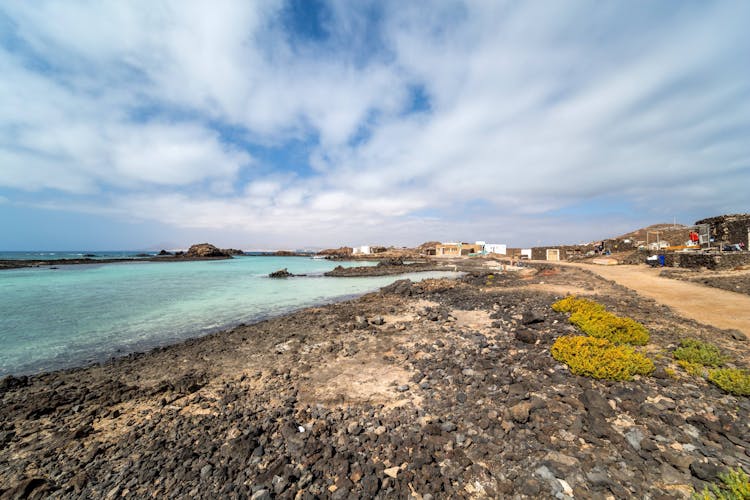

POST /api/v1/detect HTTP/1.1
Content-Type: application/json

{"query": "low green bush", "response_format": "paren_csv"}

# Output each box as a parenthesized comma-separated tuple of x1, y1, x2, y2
(551, 335, 654, 381)
(551, 296, 604, 314)
(674, 339, 726, 367)
(708, 368, 750, 397)
(552, 296, 650, 345)
(677, 360, 708, 378)
(694, 467, 750, 499)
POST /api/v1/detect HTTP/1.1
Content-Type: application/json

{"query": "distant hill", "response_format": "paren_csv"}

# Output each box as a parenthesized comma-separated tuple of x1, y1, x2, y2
(616, 224, 692, 246)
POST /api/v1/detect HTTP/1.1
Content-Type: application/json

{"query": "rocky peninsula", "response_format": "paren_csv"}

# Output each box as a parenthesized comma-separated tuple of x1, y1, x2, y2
(324, 259, 449, 277)
(1, 262, 748, 498)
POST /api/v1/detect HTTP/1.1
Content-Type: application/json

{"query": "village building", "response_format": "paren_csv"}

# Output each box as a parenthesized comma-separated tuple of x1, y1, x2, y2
(483, 243, 507, 255)
(351, 245, 371, 255)
(435, 242, 484, 256)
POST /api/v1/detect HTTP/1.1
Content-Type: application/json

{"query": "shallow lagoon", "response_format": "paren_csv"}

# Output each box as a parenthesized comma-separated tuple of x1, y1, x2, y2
(0, 256, 457, 376)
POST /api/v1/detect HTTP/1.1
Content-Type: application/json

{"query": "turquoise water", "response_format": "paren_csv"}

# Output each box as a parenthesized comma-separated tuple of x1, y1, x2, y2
(0, 257, 457, 376)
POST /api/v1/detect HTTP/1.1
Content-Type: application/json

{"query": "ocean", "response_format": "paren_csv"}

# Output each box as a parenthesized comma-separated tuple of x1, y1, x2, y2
(0, 255, 458, 377)
(0, 250, 159, 260)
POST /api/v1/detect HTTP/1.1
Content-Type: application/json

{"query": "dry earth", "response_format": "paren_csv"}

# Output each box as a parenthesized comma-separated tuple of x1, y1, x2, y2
(659, 267, 750, 298)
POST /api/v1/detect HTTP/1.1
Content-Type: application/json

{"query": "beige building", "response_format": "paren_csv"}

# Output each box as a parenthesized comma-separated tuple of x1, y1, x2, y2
(435, 242, 484, 256)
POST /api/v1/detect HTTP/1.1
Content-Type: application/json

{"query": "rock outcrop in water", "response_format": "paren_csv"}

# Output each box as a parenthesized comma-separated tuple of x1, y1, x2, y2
(186, 243, 233, 258)
(269, 268, 294, 278)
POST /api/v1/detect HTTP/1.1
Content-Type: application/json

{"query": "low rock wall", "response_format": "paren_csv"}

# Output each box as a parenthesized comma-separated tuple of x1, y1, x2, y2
(663, 252, 750, 270)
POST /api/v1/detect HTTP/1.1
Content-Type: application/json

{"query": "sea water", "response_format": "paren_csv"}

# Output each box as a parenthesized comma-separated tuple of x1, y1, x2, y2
(0, 256, 458, 376)
(0, 250, 156, 260)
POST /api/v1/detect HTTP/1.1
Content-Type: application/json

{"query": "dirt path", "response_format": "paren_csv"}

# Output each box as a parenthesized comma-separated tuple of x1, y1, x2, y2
(564, 263, 750, 337)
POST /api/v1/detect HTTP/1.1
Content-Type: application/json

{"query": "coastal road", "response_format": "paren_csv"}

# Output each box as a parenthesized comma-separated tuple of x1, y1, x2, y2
(563, 263, 750, 338)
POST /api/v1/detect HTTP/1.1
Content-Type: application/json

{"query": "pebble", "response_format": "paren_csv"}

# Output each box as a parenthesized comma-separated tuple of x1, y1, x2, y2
(383, 466, 400, 479)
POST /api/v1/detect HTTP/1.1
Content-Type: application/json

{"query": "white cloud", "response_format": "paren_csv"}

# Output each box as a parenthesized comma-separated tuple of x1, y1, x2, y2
(1, 1, 749, 247)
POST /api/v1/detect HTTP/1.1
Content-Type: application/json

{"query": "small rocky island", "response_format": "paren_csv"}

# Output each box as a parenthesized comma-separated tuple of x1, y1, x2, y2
(269, 268, 305, 278)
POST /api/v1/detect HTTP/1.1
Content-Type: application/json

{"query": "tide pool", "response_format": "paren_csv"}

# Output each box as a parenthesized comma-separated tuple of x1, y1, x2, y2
(0, 256, 457, 376)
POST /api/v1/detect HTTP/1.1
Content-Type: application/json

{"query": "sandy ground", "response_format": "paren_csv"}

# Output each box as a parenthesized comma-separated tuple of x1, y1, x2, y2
(559, 263, 750, 338)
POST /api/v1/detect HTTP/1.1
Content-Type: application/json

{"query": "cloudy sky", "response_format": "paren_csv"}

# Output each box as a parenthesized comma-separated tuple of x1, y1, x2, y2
(1, 1, 748, 250)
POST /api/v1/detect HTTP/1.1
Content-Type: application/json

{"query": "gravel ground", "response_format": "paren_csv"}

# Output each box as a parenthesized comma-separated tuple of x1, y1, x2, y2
(1, 265, 748, 499)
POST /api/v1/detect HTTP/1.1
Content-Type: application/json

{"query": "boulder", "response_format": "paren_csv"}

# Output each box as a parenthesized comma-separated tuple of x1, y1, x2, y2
(158, 249, 173, 256)
(186, 243, 231, 258)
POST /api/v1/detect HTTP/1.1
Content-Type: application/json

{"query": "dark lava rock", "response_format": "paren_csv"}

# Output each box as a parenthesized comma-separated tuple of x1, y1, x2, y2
(269, 268, 294, 278)
(689, 461, 721, 482)
(186, 243, 231, 258)
(0, 375, 29, 393)
(580, 388, 613, 420)
(157, 249, 173, 256)
(521, 310, 545, 325)
(2, 477, 54, 499)
(381, 279, 414, 296)
(378, 257, 404, 266)
(515, 329, 538, 344)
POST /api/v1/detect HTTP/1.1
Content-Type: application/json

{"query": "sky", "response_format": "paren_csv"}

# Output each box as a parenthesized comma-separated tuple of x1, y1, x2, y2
(1, 1, 749, 250)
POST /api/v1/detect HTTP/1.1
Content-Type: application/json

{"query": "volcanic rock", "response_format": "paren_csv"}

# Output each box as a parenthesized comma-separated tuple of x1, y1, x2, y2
(269, 268, 294, 278)
(186, 243, 231, 258)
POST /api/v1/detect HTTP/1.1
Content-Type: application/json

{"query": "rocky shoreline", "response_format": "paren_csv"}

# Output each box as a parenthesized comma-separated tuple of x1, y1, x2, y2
(1, 264, 749, 499)
(324, 260, 450, 277)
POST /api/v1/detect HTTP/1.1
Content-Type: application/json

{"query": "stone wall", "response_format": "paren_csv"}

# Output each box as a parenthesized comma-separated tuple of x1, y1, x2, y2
(526, 239, 637, 261)
(663, 252, 750, 270)
(695, 214, 750, 248)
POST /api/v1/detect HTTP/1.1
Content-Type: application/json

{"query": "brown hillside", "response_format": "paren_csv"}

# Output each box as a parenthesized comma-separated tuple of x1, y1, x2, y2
(616, 224, 692, 247)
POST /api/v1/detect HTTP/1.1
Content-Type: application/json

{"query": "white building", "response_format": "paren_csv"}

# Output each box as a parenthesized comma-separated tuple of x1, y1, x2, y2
(352, 245, 371, 255)
(521, 248, 533, 259)
(484, 243, 507, 255)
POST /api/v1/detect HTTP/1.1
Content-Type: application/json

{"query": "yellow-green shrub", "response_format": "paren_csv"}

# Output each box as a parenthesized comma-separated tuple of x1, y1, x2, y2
(674, 339, 726, 367)
(708, 368, 750, 397)
(694, 467, 750, 499)
(570, 308, 650, 345)
(678, 360, 708, 378)
(552, 296, 604, 314)
(551, 335, 655, 381)
(552, 296, 650, 345)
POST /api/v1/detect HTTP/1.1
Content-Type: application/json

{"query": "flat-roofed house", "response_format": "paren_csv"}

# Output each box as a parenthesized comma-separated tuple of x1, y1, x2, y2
(484, 243, 507, 255)
(435, 242, 483, 256)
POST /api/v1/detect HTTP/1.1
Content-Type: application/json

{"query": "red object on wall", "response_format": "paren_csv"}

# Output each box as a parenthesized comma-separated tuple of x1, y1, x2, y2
(689, 231, 699, 242)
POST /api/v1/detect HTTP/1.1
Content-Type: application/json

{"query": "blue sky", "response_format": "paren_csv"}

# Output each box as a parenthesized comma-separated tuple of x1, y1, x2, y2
(1, 1, 749, 250)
